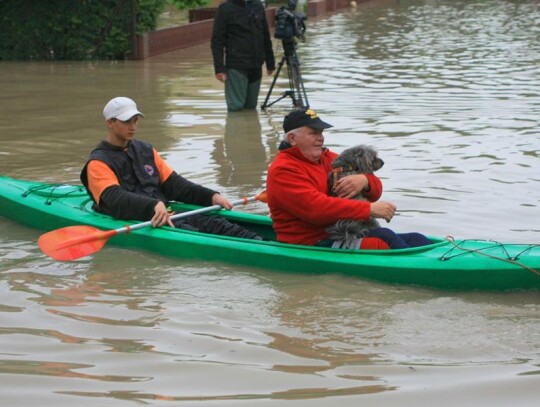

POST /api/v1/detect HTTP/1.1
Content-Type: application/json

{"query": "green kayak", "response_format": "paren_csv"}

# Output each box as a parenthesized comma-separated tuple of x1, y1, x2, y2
(1, 175, 538, 291)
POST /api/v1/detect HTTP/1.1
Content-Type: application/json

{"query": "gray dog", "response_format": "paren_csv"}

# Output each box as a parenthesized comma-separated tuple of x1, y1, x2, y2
(326, 144, 384, 248)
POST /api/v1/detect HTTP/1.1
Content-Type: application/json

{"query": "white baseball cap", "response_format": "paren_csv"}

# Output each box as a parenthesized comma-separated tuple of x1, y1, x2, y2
(103, 97, 145, 121)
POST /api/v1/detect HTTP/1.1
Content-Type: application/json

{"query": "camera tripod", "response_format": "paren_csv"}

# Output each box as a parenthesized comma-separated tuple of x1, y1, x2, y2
(260, 40, 309, 110)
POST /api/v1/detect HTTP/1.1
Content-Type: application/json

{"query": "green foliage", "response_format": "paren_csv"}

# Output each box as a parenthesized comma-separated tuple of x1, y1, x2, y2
(0, 0, 169, 60)
(168, 0, 209, 9)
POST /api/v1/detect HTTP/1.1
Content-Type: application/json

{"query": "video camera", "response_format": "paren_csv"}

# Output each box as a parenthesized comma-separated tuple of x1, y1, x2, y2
(274, 0, 307, 43)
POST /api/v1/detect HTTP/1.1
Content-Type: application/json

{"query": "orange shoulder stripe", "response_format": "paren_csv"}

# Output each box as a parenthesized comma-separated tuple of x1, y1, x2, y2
(153, 149, 174, 183)
(86, 160, 119, 204)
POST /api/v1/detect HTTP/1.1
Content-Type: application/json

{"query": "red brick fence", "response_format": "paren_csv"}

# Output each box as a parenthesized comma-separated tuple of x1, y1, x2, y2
(133, 0, 369, 60)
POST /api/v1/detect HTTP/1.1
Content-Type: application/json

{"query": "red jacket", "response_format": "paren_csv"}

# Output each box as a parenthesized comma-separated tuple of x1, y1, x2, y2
(266, 146, 383, 245)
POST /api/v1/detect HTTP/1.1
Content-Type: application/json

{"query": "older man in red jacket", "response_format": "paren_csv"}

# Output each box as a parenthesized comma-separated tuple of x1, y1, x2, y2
(267, 109, 432, 250)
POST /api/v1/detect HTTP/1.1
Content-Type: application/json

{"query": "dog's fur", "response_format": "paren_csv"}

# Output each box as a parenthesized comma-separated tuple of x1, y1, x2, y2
(326, 145, 384, 247)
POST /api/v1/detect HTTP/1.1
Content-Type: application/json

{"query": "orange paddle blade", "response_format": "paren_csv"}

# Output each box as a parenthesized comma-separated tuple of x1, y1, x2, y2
(255, 191, 268, 203)
(38, 226, 117, 261)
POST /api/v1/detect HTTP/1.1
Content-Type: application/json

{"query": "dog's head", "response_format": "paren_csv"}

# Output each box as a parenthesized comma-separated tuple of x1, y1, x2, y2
(331, 144, 384, 173)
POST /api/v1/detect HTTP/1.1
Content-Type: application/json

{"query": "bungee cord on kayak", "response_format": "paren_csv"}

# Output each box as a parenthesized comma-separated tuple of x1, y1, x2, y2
(442, 236, 540, 277)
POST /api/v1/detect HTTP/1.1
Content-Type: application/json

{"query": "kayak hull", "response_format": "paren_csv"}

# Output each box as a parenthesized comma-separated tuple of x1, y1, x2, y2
(1, 176, 538, 291)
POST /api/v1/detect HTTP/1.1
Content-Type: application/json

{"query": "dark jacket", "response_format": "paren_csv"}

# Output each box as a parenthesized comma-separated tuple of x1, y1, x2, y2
(80, 140, 216, 221)
(211, 0, 275, 74)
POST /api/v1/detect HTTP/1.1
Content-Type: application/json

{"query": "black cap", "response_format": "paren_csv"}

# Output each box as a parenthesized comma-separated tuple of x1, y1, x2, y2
(283, 109, 333, 133)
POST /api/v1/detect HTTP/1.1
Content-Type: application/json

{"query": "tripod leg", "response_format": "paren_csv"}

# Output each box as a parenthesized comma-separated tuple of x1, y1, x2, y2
(261, 56, 286, 110)
(261, 44, 310, 110)
(286, 53, 309, 109)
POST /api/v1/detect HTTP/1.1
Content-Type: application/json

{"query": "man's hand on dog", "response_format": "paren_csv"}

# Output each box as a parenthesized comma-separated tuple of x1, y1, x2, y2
(334, 174, 370, 199)
(370, 201, 397, 223)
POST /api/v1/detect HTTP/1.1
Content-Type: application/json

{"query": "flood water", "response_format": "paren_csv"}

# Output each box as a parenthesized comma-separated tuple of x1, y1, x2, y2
(1, 0, 539, 405)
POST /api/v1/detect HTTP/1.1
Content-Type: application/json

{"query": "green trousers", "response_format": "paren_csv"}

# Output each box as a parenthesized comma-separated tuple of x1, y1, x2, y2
(225, 68, 262, 112)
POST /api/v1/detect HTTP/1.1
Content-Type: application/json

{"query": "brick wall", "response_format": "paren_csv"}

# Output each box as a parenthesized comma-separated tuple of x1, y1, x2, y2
(133, 0, 370, 60)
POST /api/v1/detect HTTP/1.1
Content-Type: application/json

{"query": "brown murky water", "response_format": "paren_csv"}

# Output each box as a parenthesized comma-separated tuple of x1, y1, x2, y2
(1, 0, 539, 405)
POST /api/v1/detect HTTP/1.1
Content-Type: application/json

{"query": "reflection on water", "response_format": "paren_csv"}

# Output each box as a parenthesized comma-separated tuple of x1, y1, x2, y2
(212, 111, 271, 193)
(0, 359, 148, 382)
(1, 0, 540, 405)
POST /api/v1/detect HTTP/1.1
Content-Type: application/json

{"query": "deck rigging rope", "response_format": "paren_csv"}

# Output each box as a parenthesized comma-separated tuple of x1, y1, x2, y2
(23, 184, 87, 205)
(443, 236, 540, 277)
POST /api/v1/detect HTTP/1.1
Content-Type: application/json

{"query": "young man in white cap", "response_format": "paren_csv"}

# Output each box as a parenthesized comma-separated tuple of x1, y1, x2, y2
(80, 97, 262, 239)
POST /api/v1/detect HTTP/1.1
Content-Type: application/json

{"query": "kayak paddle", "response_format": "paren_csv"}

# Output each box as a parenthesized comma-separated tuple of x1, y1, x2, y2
(38, 191, 268, 261)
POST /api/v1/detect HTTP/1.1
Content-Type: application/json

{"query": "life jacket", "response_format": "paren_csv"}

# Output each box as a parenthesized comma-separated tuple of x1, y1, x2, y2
(80, 139, 168, 207)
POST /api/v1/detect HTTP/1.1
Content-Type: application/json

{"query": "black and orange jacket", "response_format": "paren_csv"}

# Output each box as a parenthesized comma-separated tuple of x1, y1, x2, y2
(80, 140, 217, 221)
